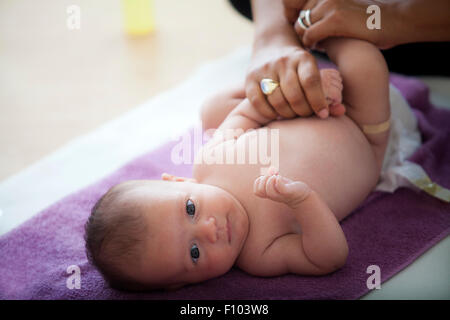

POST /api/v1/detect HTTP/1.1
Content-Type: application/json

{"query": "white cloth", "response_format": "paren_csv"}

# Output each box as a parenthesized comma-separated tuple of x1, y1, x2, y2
(377, 86, 450, 202)
(376, 85, 422, 192)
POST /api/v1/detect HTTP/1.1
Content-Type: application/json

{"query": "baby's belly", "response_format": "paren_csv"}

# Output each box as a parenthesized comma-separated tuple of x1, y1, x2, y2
(195, 115, 380, 223)
(240, 115, 379, 220)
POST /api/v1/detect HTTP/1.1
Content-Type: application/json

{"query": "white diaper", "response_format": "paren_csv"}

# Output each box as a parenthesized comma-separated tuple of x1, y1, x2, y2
(375, 85, 450, 202)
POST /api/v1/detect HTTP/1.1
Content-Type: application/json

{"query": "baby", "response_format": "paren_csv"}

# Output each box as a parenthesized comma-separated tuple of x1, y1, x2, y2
(85, 38, 391, 291)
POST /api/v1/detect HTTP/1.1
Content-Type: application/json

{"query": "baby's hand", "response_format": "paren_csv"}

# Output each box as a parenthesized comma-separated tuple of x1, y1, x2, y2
(253, 173, 311, 209)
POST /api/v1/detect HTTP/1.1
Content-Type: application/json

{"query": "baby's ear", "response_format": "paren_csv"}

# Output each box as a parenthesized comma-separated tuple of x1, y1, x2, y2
(161, 173, 197, 183)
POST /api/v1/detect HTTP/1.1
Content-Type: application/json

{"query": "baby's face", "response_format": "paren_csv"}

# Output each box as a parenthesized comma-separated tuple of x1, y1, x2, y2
(126, 180, 249, 290)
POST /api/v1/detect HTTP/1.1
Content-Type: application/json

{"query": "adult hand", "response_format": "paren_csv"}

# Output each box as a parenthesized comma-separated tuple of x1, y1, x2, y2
(284, 0, 399, 50)
(246, 41, 330, 120)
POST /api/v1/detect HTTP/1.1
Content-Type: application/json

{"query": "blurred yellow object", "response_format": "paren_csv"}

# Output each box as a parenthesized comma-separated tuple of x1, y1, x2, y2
(121, 0, 155, 35)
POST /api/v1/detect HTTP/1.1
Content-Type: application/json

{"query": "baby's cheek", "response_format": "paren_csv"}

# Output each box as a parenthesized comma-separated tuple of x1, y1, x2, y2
(210, 248, 235, 272)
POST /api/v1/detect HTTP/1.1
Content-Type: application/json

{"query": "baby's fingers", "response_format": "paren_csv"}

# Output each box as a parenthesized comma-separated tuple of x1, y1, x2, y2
(253, 175, 270, 198)
(265, 175, 285, 202)
(275, 176, 311, 207)
(260, 175, 296, 204)
(254, 174, 285, 202)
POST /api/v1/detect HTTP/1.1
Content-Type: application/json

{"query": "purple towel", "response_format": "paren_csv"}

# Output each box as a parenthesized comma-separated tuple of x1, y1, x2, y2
(0, 73, 449, 300)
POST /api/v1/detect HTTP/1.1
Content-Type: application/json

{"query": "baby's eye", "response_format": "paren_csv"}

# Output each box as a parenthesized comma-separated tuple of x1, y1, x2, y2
(186, 199, 195, 217)
(190, 244, 200, 263)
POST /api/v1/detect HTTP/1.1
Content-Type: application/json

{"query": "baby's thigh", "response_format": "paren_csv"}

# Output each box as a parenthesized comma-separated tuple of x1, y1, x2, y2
(201, 84, 245, 130)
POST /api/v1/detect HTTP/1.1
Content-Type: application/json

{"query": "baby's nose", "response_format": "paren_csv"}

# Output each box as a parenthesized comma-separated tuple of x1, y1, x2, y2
(199, 216, 217, 243)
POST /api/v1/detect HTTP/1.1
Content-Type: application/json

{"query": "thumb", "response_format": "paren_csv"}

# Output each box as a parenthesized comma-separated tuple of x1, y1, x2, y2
(284, 7, 300, 24)
(275, 176, 311, 203)
(302, 17, 335, 49)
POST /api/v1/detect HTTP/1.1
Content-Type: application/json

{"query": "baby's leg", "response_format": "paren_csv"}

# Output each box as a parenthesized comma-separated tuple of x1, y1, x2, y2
(201, 83, 245, 130)
(322, 38, 391, 172)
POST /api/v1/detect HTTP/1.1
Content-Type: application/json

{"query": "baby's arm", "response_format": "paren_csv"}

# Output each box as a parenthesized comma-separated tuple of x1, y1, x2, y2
(217, 98, 273, 133)
(251, 173, 349, 276)
(201, 84, 246, 131)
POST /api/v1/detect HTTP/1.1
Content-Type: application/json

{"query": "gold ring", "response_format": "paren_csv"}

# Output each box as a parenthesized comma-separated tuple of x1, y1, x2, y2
(260, 78, 279, 95)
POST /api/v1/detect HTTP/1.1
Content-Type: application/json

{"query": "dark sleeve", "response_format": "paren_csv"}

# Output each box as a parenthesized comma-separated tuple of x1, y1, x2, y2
(228, 0, 253, 20)
(381, 42, 450, 76)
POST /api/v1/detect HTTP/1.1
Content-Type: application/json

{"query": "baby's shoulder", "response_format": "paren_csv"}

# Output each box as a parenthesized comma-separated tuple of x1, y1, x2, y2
(235, 238, 267, 275)
(236, 214, 296, 275)
(236, 232, 290, 277)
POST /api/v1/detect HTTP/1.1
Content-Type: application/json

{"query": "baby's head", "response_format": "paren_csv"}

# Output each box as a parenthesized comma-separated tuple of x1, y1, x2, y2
(84, 175, 249, 291)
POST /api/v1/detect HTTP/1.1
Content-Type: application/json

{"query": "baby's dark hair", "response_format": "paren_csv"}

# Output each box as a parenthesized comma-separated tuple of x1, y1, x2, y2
(84, 181, 150, 291)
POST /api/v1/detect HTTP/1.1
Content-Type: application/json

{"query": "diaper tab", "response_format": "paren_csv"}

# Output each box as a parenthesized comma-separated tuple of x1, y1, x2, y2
(397, 162, 450, 203)
(413, 177, 450, 203)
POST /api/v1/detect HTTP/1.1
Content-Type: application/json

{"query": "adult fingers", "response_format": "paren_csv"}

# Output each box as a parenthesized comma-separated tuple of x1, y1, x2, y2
(300, 0, 352, 48)
(278, 62, 312, 117)
(246, 80, 278, 119)
(283, 0, 309, 23)
(283, 0, 308, 11)
(266, 78, 296, 119)
(302, 14, 340, 48)
(293, 0, 323, 41)
(297, 53, 329, 118)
